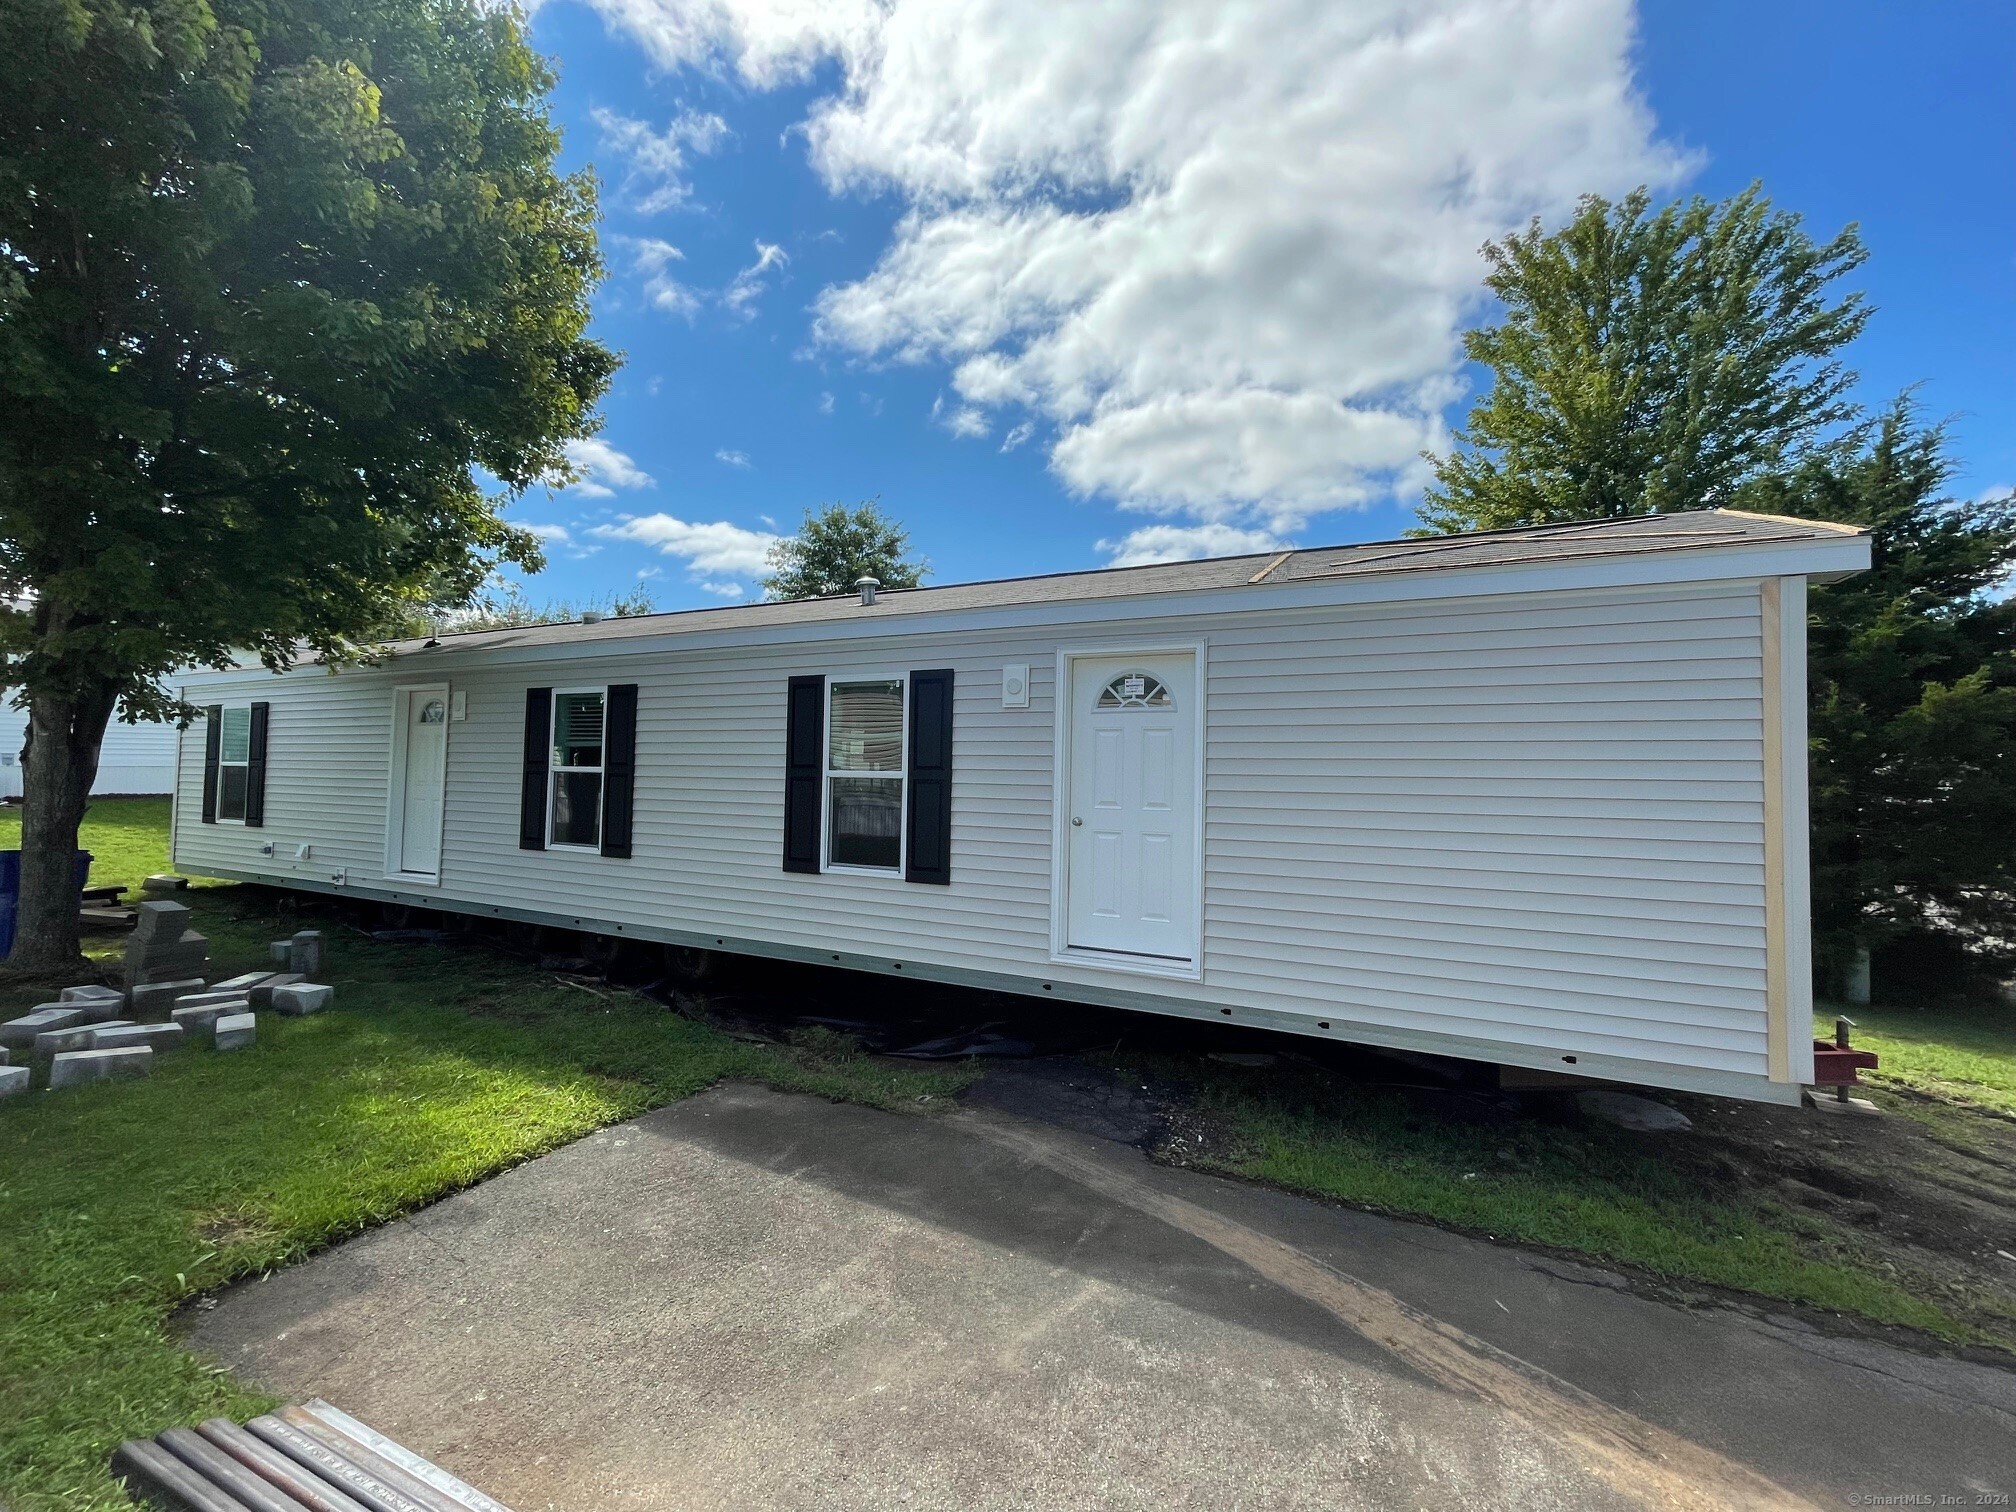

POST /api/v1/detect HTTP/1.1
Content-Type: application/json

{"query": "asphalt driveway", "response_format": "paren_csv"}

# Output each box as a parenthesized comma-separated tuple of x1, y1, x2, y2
(186, 1079, 2016, 1511)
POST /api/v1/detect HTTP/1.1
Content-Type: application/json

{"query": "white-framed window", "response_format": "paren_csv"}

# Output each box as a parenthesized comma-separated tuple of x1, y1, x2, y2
(216, 704, 253, 823)
(548, 687, 606, 849)
(824, 676, 906, 873)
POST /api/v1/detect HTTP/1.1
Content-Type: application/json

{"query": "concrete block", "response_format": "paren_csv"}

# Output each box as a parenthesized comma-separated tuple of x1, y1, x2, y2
(211, 972, 280, 996)
(271, 983, 333, 1017)
(1, 1007, 87, 1048)
(128, 978, 206, 1021)
(49, 1046, 152, 1088)
(142, 873, 189, 892)
(248, 974, 303, 1007)
(131, 899, 192, 938)
(36, 1020, 134, 1058)
(0, 1064, 27, 1098)
(288, 931, 324, 976)
(92, 1022, 185, 1052)
(173, 1000, 245, 1035)
(0, 1045, 8, 1066)
(60, 984, 124, 1005)
(40, 996, 124, 1027)
(214, 1011, 257, 1051)
(270, 940, 294, 962)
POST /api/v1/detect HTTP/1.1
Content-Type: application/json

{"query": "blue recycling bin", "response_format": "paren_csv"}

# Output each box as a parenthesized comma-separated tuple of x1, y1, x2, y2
(0, 849, 96, 960)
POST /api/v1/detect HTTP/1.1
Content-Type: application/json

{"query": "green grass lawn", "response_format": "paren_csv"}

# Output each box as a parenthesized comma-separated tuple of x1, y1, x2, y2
(1147, 1052, 2001, 1346)
(1820, 999, 2016, 1118)
(0, 803, 973, 1511)
(0, 796, 206, 903)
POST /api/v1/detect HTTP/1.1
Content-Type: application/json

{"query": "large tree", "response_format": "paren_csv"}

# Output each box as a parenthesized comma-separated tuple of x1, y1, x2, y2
(1736, 408, 2016, 987)
(0, 0, 616, 968)
(762, 501, 927, 601)
(1420, 185, 1869, 534)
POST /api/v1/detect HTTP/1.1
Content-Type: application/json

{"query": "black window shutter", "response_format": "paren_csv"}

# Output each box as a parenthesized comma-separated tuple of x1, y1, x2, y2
(520, 688, 552, 851)
(200, 706, 222, 824)
(906, 669, 955, 885)
(782, 675, 824, 873)
(601, 684, 638, 859)
(244, 702, 270, 827)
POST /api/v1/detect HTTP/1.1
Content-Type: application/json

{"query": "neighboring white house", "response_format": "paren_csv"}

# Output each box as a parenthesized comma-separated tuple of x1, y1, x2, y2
(0, 701, 179, 798)
(169, 509, 1870, 1105)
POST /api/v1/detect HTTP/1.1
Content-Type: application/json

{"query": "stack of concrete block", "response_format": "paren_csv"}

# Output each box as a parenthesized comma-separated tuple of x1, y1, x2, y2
(0, 1046, 23, 1099)
(122, 901, 209, 1014)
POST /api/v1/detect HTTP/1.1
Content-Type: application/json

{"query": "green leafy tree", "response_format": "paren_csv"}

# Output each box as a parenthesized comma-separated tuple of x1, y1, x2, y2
(449, 583, 655, 633)
(1736, 407, 2016, 988)
(762, 501, 927, 601)
(1420, 185, 1869, 534)
(0, 0, 616, 968)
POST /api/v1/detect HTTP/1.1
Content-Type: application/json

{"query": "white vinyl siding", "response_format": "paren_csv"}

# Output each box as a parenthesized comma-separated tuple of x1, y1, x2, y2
(171, 579, 1776, 1094)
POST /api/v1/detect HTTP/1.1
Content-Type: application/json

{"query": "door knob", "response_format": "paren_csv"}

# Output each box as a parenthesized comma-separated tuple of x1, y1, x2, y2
(1071, 816, 1083, 826)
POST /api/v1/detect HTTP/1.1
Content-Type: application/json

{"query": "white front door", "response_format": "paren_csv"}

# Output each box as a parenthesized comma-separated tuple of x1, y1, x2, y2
(396, 689, 448, 876)
(1065, 652, 1199, 962)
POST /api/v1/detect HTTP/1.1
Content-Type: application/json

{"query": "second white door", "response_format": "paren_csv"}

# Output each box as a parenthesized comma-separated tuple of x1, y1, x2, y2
(396, 688, 449, 876)
(1064, 652, 1199, 962)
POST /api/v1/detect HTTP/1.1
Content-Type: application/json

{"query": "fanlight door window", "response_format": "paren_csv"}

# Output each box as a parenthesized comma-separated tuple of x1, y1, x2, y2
(1095, 672, 1173, 710)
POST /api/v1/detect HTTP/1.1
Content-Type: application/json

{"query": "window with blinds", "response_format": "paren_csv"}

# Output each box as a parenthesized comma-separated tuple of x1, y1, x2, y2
(826, 678, 904, 870)
(549, 689, 606, 847)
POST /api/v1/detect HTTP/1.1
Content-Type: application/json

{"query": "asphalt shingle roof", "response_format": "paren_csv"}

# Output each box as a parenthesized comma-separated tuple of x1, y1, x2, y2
(378, 508, 1863, 657)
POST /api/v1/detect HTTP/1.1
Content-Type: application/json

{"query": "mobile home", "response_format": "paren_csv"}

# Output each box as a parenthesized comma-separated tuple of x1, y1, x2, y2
(0, 700, 178, 798)
(171, 509, 1870, 1105)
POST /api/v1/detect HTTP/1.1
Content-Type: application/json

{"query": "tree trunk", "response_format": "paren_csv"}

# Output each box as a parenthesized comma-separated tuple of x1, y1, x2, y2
(10, 687, 116, 972)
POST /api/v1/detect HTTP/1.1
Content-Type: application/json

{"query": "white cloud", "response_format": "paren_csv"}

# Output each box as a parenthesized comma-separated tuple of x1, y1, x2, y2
(1000, 420, 1033, 452)
(591, 514, 782, 586)
(592, 106, 730, 213)
(1097, 523, 1286, 568)
(583, 0, 1685, 542)
(930, 392, 989, 439)
(620, 236, 701, 318)
(699, 580, 747, 599)
(522, 522, 573, 544)
(817, 390, 836, 414)
(724, 240, 789, 317)
(715, 448, 753, 467)
(560, 438, 655, 499)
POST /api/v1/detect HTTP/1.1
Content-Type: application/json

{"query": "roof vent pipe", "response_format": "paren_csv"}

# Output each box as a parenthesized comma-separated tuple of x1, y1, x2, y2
(581, 610, 604, 624)
(856, 576, 880, 607)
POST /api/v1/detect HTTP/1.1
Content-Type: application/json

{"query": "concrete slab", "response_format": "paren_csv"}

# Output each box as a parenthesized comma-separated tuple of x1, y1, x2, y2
(60, 984, 124, 1005)
(35, 1020, 134, 1058)
(173, 989, 252, 1012)
(213, 1012, 256, 1051)
(0, 1064, 26, 1098)
(48, 1046, 151, 1088)
(92, 1022, 185, 1053)
(187, 1085, 2016, 1512)
(210, 972, 280, 997)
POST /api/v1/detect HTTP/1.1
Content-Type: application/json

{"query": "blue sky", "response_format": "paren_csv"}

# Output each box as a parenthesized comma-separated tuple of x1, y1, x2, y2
(504, 0, 2015, 607)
